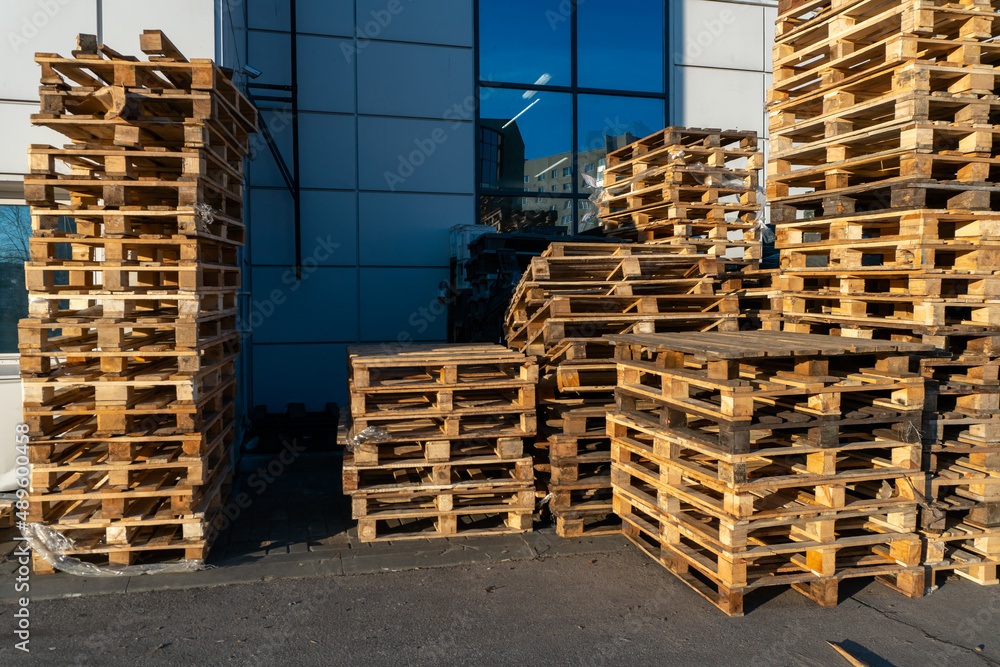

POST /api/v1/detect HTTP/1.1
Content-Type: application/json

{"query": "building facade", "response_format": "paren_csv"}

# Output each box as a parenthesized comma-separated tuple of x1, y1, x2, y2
(0, 0, 776, 415)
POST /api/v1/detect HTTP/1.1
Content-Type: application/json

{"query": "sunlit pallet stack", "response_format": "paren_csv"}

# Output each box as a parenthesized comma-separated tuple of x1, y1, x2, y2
(504, 242, 761, 537)
(599, 127, 764, 264)
(768, 0, 1000, 585)
(19, 32, 256, 572)
(608, 330, 933, 615)
(344, 344, 538, 542)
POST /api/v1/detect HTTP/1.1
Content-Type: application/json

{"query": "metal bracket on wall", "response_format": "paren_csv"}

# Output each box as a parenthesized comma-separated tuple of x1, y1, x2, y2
(246, 0, 302, 279)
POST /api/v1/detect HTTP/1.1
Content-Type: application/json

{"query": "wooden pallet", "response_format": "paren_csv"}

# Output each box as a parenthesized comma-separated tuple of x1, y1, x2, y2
(29, 141, 243, 184)
(352, 488, 535, 542)
(779, 271, 1000, 301)
(346, 436, 525, 467)
(781, 291, 1000, 328)
(30, 204, 245, 244)
(606, 331, 936, 613)
(36, 31, 256, 129)
(31, 463, 230, 573)
(29, 450, 231, 525)
(776, 209, 1000, 248)
(605, 127, 759, 168)
(28, 408, 235, 463)
(618, 487, 924, 616)
(348, 343, 537, 389)
(19, 329, 239, 377)
(344, 456, 534, 496)
(350, 384, 536, 421)
(24, 375, 237, 436)
(774, 5, 999, 88)
(924, 526, 999, 585)
(509, 296, 743, 356)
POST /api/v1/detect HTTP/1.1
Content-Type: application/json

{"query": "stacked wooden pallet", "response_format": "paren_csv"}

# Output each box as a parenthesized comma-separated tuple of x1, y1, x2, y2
(19, 32, 256, 573)
(505, 242, 757, 536)
(344, 344, 538, 542)
(608, 330, 934, 615)
(598, 127, 764, 263)
(768, 0, 1000, 585)
(919, 332, 1000, 585)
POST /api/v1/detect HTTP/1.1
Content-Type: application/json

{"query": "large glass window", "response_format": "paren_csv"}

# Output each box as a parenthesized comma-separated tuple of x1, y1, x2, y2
(577, 1, 664, 92)
(479, 0, 572, 87)
(0, 206, 31, 354)
(477, 1, 668, 234)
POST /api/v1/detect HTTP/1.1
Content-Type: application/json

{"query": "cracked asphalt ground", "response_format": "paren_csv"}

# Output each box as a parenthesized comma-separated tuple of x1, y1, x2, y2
(2, 549, 998, 666)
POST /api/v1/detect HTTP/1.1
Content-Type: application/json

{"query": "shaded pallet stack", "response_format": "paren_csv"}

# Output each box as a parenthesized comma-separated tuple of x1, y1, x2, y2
(608, 331, 934, 615)
(598, 127, 765, 263)
(768, 0, 1000, 585)
(505, 242, 756, 537)
(18, 32, 256, 572)
(344, 345, 538, 542)
(918, 332, 1000, 584)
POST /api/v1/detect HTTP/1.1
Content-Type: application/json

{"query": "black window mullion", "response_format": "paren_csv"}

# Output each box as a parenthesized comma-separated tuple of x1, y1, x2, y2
(473, 0, 481, 232)
(570, 0, 579, 236)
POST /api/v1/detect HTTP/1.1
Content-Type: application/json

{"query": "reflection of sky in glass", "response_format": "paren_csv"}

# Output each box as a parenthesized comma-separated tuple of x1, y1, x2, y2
(578, 95, 664, 153)
(479, 0, 571, 86)
(480, 88, 572, 161)
(578, 1, 665, 92)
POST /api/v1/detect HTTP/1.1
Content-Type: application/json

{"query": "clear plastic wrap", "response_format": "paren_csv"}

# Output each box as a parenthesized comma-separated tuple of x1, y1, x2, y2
(583, 166, 672, 209)
(19, 523, 205, 577)
(195, 203, 215, 230)
(686, 164, 751, 190)
(346, 425, 390, 453)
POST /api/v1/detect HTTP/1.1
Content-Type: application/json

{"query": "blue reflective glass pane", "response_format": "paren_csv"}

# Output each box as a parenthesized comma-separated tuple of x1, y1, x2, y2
(480, 196, 574, 235)
(577, 1, 665, 92)
(577, 94, 664, 188)
(479, 0, 572, 87)
(479, 88, 573, 192)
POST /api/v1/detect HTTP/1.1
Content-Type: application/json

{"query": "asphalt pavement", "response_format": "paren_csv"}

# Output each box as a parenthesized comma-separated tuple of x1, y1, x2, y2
(1, 548, 998, 666)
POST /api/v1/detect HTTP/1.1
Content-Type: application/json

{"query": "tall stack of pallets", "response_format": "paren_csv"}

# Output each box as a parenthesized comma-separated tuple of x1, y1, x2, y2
(608, 330, 934, 616)
(344, 344, 538, 541)
(505, 242, 755, 537)
(598, 127, 765, 264)
(768, 0, 1000, 586)
(18, 32, 256, 572)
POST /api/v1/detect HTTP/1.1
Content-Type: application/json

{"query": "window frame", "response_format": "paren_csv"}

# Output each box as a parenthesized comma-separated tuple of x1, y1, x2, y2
(474, 0, 669, 235)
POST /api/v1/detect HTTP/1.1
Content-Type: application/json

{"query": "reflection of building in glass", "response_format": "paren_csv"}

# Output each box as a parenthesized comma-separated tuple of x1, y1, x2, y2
(478, 123, 648, 234)
(479, 119, 524, 190)
(522, 133, 639, 232)
(479, 119, 563, 233)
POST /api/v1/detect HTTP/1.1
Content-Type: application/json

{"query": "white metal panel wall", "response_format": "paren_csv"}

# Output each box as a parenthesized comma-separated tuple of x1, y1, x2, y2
(246, 0, 475, 411)
(0, 0, 218, 183)
(0, 0, 98, 182)
(100, 0, 216, 60)
(671, 0, 776, 143)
